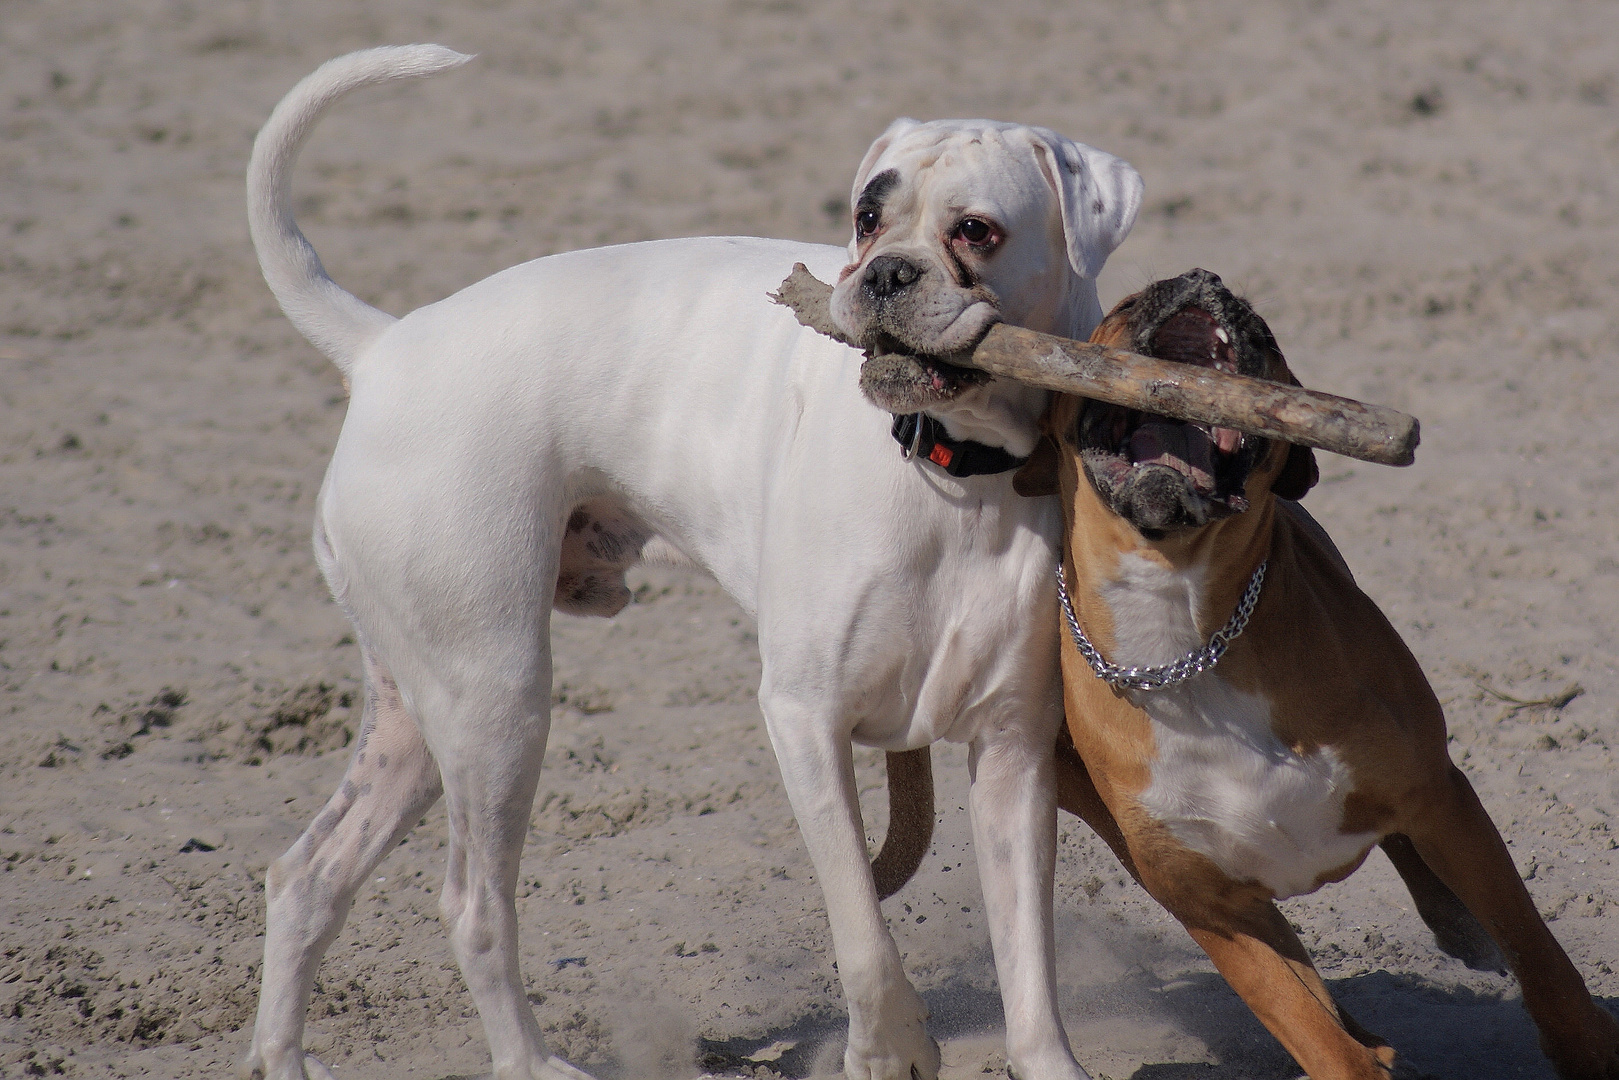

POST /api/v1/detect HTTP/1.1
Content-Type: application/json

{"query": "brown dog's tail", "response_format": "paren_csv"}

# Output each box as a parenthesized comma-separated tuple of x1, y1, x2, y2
(871, 748, 935, 900)
(870, 736, 1137, 899)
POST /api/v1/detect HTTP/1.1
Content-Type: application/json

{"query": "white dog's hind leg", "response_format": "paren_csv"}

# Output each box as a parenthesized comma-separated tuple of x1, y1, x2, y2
(241, 646, 443, 1080)
(967, 727, 1092, 1080)
(761, 698, 940, 1080)
(432, 668, 587, 1080)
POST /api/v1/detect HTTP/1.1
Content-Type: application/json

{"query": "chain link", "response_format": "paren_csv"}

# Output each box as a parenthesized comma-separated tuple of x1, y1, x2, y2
(1055, 559, 1266, 691)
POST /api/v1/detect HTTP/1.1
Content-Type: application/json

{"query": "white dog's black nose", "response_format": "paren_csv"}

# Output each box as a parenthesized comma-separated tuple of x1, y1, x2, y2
(863, 254, 924, 299)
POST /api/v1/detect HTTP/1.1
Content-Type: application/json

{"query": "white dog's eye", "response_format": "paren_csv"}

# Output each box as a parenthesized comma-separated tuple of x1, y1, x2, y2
(855, 210, 880, 237)
(953, 218, 995, 247)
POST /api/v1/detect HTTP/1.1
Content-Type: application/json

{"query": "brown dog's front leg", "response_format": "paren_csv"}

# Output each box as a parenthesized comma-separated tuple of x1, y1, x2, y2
(1182, 907, 1396, 1080)
(1050, 730, 1394, 1078)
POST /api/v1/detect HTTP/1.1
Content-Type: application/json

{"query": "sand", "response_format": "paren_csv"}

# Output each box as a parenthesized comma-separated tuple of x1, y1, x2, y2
(2, 1, 1617, 1077)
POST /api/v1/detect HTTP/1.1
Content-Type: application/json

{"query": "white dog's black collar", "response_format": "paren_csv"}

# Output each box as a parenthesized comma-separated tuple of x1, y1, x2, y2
(891, 413, 1029, 477)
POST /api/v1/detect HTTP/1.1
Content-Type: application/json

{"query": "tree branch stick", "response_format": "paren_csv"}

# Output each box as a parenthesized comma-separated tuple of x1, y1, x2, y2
(772, 264, 1419, 467)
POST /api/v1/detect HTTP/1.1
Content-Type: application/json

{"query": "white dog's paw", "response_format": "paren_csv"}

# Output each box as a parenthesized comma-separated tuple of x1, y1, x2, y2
(1004, 1046, 1095, 1080)
(539, 1054, 599, 1080)
(843, 1031, 941, 1080)
(236, 1051, 338, 1080)
(844, 990, 941, 1080)
(301, 1056, 339, 1080)
(462, 1055, 598, 1080)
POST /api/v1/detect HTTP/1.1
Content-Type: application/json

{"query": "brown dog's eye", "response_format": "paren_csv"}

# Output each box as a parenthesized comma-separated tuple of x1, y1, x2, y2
(952, 217, 996, 247)
(855, 210, 880, 237)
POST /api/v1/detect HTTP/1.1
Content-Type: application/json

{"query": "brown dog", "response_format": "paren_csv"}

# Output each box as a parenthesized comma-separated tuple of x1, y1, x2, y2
(1002, 269, 1619, 1079)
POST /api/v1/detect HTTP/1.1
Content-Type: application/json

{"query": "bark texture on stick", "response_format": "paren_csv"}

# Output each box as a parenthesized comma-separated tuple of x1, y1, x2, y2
(972, 323, 1418, 466)
(771, 264, 1419, 467)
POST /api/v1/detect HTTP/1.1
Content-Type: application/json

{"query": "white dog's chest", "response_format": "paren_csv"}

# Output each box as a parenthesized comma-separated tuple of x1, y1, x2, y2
(1101, 555, 1376, 899)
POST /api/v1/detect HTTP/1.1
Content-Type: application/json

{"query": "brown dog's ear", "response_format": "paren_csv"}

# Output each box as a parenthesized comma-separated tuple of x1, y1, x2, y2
(1013, 436, 1061, 497)
(1272, 442, 1319, 501)
(1269, 365, 1318, 501)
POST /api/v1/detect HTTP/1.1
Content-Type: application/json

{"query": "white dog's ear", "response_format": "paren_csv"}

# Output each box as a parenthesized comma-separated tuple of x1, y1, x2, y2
(1031, 134, 1144, 280)
(850, 117, 922, 207)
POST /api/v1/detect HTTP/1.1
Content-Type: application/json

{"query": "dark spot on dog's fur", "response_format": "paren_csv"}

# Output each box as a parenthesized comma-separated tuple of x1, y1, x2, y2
(376, 753, 388, 770)
(554, 498, 652, 617)
(945, 247, 976, 289)
(555, 571, 630, 617)
(1112, 466, 1205, 537)
(856, 168, 900, 221)
(310, 810, 339, 839)
(585, 520, 630, 562)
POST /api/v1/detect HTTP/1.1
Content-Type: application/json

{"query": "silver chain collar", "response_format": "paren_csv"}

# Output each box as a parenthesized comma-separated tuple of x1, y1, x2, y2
(1055, 559, 1267, 691)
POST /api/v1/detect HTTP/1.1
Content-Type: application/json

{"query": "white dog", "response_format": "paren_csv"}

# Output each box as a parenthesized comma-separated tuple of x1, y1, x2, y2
(239, 45, 1142, 1080)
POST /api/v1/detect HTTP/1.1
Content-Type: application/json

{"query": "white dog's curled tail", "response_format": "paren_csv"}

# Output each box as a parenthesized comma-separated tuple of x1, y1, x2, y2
(246, 45, 473, 375)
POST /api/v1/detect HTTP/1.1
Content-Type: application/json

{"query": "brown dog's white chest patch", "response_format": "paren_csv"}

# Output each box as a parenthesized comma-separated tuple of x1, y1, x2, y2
(1100, 552, 1377, 898)
(1135, 679, 1378, 899)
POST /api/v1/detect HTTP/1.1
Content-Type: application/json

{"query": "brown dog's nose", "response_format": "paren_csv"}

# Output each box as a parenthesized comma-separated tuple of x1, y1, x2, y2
(862, 254, 923, 299)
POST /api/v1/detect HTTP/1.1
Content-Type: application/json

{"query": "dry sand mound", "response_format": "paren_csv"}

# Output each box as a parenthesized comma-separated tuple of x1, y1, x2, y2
(2, 2, 1616, 1077)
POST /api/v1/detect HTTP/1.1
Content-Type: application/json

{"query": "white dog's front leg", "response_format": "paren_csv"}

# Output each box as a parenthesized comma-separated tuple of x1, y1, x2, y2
(763, 699, 941, 1080)
(968, 728, 1093, 1080)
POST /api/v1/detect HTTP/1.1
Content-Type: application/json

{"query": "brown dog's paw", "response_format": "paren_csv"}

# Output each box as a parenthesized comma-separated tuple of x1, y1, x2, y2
(1543, 1002, 1619, 1080)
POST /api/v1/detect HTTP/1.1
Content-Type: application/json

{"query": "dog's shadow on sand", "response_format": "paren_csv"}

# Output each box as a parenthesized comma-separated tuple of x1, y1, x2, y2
(1110, 968, 1600, 1080)
(690, 983, 1014, 1078)
(689, 972, 1608, 1079)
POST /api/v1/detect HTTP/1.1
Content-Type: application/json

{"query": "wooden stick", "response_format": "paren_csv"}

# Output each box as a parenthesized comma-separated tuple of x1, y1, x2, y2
(772, 264, 1419, 467)
(972, 323, 1419, 466)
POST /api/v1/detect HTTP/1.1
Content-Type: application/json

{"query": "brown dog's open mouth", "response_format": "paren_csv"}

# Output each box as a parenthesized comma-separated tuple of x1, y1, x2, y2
(1078, 270, 1276, 536)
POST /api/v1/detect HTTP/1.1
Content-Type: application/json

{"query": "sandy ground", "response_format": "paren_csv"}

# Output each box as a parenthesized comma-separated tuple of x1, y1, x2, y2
(2, 1, 1618, 1077)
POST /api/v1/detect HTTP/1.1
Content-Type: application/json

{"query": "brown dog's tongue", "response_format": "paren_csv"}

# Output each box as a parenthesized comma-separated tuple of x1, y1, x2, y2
(1129, 421, 1216, 493)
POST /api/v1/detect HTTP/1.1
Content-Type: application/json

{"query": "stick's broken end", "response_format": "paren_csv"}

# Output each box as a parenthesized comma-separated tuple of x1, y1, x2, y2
(771, 264, 855, 346)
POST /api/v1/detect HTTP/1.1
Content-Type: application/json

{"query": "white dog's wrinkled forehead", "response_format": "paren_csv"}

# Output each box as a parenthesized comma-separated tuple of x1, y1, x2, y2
(849, 119, 1047, 207)
(847, 115, 1145, 284)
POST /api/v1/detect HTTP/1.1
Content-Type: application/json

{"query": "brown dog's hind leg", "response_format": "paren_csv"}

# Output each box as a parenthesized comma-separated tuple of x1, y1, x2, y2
(1405, 766, 1619, 1080)
(1379, 832, 1506, 973)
